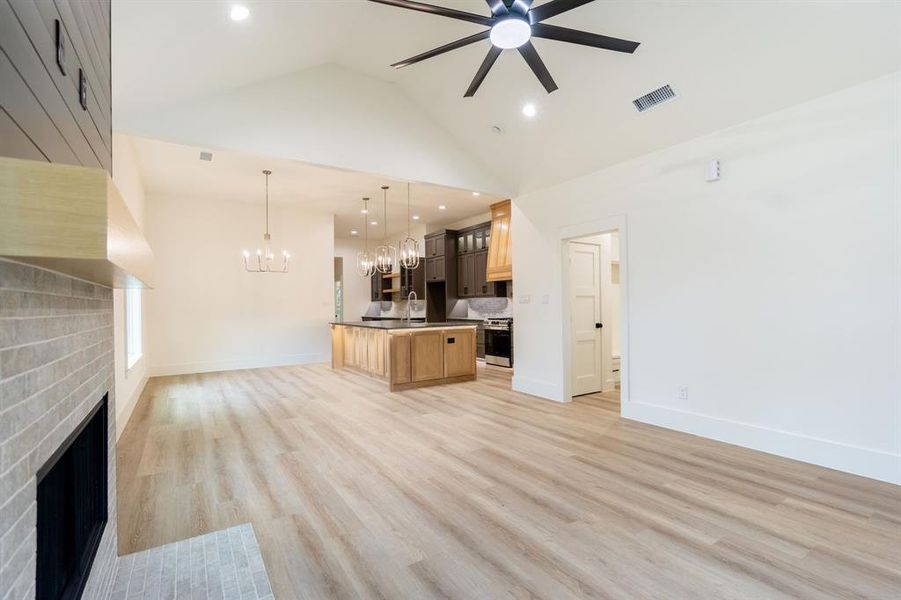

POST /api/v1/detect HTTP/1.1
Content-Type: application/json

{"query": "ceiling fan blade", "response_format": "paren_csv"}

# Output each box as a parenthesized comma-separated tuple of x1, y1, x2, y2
(528, 0, 594, 23)
(517, 41, 558, 93)
(485, 0, 508, 16)
(464, 46, 502, 97)
(368, 0, 494, 26)
(391, 30, 491, 68)
(531, 23, 640, 53)
(510, 0, 533, 14)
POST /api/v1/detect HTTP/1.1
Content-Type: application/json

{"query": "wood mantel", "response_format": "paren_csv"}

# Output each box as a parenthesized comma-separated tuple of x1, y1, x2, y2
(0, 156, 154, 288)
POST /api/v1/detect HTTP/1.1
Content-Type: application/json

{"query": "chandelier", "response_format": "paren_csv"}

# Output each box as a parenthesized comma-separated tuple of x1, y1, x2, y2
(242, 169, 289, 273)
(375, 185, 397, 274)
(357, 197, 376, 277)
(400, 182, 420, 269)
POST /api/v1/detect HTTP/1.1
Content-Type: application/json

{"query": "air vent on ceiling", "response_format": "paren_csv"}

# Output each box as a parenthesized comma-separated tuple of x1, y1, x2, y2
(632, 84, 676, 112)
(199, 151, 213, 161)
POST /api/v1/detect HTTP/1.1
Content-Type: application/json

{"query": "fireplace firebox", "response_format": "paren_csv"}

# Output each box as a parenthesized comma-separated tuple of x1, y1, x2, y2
(36, 394, 108, 600)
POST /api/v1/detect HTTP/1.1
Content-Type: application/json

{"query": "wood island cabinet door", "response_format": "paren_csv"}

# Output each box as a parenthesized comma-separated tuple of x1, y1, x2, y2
(390, 334, 412, 384)
(411, 331, 444, 382)
(343, 327, 355, 367)
(444, 330, 475, 378)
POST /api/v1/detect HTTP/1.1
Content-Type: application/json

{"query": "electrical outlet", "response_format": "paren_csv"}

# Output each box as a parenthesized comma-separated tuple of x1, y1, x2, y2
(678, 386, 689, 400)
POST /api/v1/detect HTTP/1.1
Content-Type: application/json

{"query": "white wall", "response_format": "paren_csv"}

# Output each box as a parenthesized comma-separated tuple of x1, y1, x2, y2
(116, 64, 509, 196)
(512, 73, 901, 483)
(146, 194, 334, 376)
(111, 133, 149, 439)
(335, 237, 372, 321)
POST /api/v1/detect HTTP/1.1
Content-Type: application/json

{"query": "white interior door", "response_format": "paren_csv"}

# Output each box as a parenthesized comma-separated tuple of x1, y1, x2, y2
(569, 242, 602, 396)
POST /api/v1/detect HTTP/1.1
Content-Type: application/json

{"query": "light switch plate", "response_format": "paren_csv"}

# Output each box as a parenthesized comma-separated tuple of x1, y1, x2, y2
(55, 20, 66, 76)
(519, 294, 531, 304)
(78, 69, 87, 110)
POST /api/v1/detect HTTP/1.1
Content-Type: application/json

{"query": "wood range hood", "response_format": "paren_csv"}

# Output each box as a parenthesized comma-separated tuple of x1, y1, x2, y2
(486, 199, 512, 282)
(0, 156, 154, 288)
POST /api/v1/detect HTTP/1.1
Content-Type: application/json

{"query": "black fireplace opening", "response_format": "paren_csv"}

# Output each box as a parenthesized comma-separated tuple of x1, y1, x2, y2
(36, 394, 108, 600)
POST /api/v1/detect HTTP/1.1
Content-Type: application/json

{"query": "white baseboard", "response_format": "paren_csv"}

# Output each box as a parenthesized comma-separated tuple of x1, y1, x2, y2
(622, 400, 901, 485)
(115, 374, 147, 441)
(512, 374, 567, 402)
(149, 353, 330, 378)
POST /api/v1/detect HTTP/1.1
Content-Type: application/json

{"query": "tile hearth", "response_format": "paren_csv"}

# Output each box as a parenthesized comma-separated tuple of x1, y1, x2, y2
(110, 524, 273, 599)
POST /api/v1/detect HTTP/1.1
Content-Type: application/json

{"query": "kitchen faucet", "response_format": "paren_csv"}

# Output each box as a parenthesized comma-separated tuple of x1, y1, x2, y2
(404, 291, 417, 323)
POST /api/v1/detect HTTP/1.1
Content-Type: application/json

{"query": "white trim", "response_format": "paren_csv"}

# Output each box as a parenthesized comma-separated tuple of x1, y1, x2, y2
(622, 400, 901, 485)
(116, 373, 148, 441)
(512, 374, 567, 402)
(149, 353, 331, 377)
(559, 214, 630, 406)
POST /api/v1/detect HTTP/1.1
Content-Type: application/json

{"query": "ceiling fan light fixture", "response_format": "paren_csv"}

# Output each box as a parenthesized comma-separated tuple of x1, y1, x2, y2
(490, 17, 531, 49)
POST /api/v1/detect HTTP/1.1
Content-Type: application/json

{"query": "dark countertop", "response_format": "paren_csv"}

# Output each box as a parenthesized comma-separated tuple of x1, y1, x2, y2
(331, 321, 477, 330)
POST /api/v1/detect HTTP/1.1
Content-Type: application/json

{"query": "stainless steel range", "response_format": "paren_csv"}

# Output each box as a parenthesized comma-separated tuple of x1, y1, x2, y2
(484, 318, 513, 367)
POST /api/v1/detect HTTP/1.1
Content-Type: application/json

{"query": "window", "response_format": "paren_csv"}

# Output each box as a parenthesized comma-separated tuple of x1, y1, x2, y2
(126, 288, 142, 369)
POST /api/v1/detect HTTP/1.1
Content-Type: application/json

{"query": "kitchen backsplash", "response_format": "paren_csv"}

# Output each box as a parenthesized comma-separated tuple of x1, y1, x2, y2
(364, 299, 427, 319)
(363, 297, 512, 320)
(466, 297, 513, 319)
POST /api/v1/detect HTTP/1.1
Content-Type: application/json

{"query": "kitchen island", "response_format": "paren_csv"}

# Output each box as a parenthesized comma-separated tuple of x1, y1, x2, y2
(330, 321, 477, 391)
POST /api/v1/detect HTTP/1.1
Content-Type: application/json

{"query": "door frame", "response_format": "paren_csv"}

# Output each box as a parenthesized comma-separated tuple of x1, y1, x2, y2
(559, 215, 629, 408)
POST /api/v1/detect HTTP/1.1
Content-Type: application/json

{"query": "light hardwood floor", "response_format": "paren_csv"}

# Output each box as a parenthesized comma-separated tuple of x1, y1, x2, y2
(118, 364, 901, 599)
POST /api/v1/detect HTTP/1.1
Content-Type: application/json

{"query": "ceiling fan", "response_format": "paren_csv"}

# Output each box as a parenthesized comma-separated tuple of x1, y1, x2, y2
(369, 0, 640, 97)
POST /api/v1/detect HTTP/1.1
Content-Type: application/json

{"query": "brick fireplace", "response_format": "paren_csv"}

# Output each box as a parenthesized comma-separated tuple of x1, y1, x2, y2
(0, 260, 118, 599)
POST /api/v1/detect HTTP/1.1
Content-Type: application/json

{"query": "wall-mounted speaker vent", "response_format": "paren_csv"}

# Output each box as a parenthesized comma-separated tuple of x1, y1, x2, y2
(632, 84, 676, 112)
(199, 151, 213, 161)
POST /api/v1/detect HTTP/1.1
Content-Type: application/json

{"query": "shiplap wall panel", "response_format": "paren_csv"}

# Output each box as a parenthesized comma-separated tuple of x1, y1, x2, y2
(0, 1, 99, 167)
(0, 52, 79, 165)
(31, 0, 112, 122)
(8, 0, 111, 162)
(0, 108, 46, 162)
(1, 0, 110, 171)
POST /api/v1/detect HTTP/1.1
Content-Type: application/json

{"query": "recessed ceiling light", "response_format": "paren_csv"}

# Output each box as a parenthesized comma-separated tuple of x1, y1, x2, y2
(351, 230, 358, 235)
(360, 208, 368, 214)
(370, 221, 378, 225)
(522, 103, 537, 118)
(230, 4, 250, 21)
(472, 191, 480, 196)
(412, 215, 420, 220)
(438, 205, 447, 211)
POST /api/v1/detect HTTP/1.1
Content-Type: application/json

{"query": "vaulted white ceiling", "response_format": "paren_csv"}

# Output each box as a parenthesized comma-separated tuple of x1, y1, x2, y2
(113, 0, 901, 195)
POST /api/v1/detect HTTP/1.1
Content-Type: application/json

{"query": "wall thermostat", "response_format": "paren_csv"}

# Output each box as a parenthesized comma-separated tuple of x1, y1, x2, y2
(705, 159, 721, 182)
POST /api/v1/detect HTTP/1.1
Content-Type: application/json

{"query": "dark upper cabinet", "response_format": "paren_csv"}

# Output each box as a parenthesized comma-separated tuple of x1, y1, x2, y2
(457, 250, 494, 298)
(425, 256, 445, 282)
(456, 254, 470, 297)
(424, 230, 455, 283)
(424, 235, 445, 258)
(453, 222, 502, 298)
(0, 1, 112, 171)
(456, 223, 491, 256)
(370, 272, 382, 301)
(474, 250, 492, 297)
(400, 263, 425, 297)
